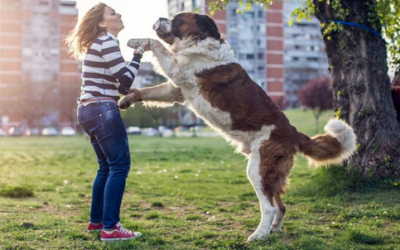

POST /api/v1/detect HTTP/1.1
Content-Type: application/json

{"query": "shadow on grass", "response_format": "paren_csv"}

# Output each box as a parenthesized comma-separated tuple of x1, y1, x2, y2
(293, 166, 398, 199)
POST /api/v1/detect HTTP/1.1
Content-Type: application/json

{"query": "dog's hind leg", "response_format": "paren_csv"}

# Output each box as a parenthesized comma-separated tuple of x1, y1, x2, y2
(271, 192, 286, 232)
(246, 151, 277, 241)
(247, 140, 294, 241)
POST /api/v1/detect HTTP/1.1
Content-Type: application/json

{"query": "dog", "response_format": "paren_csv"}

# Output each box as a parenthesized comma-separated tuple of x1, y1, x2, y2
(118, 12, 357, 241)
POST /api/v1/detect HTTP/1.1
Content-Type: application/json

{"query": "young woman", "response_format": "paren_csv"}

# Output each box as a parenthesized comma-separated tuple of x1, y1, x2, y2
(66, 3, 149, 241)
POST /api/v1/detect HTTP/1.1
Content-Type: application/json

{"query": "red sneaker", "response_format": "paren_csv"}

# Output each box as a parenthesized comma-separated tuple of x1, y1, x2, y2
(100, 222, 142, 241)
(87, 222, 103, 232)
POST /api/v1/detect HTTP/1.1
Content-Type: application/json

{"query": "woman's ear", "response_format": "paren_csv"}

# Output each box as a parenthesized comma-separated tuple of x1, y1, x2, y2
(98, 21, 107, 29)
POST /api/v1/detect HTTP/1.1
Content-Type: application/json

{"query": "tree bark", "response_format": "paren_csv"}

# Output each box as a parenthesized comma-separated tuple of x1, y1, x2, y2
(313, 0, 400, 179)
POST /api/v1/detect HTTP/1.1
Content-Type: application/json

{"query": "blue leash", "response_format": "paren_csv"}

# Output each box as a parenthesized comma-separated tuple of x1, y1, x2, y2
(330, 20, 384, 40)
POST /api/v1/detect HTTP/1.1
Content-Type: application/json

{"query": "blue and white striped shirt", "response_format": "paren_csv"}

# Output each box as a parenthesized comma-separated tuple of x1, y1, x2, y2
(80, 32, 142, 101)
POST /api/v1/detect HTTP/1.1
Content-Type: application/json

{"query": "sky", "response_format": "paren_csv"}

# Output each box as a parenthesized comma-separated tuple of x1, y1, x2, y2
(76, 0, 169, 61)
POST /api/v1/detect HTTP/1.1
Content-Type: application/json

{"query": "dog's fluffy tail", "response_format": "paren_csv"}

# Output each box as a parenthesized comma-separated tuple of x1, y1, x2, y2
(299, 118, 357, 166)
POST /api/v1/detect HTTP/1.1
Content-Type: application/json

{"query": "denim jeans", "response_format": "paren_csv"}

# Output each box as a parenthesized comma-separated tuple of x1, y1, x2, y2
(77, 101, 130, 230)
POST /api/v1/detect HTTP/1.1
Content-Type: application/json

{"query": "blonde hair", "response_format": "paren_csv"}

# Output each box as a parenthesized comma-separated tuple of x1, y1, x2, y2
(65, 3, 107, 60)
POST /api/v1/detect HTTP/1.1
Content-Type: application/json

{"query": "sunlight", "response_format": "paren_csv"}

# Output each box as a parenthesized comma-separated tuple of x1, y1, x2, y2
(76, 0, 169, 61)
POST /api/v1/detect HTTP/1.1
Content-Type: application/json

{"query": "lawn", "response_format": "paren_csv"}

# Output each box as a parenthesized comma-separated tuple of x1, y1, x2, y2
(0, 110, 399, 250)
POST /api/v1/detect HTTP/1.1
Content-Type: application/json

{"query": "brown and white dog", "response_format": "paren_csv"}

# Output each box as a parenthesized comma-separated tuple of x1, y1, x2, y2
(119, 13, 357, 241)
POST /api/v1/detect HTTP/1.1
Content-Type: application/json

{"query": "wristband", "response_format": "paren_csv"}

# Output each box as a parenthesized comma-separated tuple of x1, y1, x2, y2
(134, 47, 145, 54)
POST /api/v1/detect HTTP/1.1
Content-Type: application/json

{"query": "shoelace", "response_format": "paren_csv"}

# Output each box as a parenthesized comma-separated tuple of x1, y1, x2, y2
(117, 226, 133, 235)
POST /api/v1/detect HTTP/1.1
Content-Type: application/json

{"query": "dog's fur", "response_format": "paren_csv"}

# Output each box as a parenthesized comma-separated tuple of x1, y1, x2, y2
(118, 12, 357, 241)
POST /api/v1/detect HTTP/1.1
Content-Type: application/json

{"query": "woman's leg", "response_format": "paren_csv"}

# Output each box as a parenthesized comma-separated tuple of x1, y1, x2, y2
(96, 105, 131, 230)
(89, 137, 110, 223)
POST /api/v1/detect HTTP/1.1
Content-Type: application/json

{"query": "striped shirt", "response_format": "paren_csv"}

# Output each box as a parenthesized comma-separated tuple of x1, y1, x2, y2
(80, 32, 142, 101)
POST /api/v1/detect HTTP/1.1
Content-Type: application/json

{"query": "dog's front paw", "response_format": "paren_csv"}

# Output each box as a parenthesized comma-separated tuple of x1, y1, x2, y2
(118, 90, 142, 109)
(118, 95, 132, 110)
(127, 39, 148, 49)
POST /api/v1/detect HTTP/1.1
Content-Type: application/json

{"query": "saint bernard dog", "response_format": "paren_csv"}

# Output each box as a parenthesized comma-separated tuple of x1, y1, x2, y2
(118, 12, 357, 241)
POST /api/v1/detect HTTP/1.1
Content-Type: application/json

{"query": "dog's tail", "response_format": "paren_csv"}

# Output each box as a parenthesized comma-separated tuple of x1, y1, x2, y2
(299, 118, 357, 166)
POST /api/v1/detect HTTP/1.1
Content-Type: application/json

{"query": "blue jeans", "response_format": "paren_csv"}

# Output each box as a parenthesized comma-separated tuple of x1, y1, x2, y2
(77, 101, 130, 230)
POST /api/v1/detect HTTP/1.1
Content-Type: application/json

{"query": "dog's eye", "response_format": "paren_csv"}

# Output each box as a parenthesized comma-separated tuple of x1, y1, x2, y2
(174, 19, 184, 25)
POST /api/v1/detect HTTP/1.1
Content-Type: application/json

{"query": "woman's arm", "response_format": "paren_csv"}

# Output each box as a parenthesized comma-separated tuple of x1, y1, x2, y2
(101, 37, 142, 95)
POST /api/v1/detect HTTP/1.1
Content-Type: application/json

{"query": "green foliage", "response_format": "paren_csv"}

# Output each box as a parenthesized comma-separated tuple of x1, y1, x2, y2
(145, 211, 161, 220)
(209, 0, 277, 15)
(335, 107, 342, 119)
(151, 201, 164, 207)
(0, 186, 34, 198)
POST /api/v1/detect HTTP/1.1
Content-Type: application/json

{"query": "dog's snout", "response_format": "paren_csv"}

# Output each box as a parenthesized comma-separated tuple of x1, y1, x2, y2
(154, 18, 170, 31)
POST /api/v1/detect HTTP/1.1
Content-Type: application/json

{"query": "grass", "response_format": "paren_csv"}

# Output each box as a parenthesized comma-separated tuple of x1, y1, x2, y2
(0, 109, 400, 249)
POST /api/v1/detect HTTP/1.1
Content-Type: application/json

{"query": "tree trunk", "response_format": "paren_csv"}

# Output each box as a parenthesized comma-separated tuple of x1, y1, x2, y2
(313, 0, 400, 179)
(314, 113, 320, 135)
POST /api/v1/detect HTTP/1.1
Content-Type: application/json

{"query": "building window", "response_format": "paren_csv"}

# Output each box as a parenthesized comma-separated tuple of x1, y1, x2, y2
(258, 53, 264, 60)
(246, 12, 254, 18)
(181, 2, 185, 11)
(293, 57, 299, 61)
(247, 54, 255, 60)
(229, 37, 238, 46)
(307, 57, 319, 62)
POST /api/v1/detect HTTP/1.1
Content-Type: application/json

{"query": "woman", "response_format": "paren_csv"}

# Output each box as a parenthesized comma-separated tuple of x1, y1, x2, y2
(66, 3, 149, 241)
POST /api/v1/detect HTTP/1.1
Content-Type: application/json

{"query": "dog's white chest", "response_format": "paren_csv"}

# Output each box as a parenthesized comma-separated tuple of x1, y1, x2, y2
(183, 87, 232, 131)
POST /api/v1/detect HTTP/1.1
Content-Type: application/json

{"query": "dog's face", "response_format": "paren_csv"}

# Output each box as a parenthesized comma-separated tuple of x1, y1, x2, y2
(153, 12, 221, 45)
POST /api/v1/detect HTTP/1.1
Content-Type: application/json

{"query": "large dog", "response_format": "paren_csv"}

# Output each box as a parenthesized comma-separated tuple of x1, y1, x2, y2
(119, 13, 357, 241)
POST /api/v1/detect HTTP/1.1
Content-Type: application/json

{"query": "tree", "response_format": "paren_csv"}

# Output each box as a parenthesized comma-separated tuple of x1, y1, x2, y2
(59, 83, 81, 129)
(271, 95, 289, 111)
(298, 77, 333, 134)
(7, 82, 57, 129)
(209, 0, 400, 179)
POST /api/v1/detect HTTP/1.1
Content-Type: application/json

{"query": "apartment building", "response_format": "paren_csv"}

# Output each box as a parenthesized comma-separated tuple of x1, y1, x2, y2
(167, 0, 285, 102)
(283, 0, 329, 106)
(0, 0, 80, 131)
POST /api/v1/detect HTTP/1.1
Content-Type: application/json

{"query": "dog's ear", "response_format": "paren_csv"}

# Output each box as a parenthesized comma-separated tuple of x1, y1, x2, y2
(195, 14, 221, 40)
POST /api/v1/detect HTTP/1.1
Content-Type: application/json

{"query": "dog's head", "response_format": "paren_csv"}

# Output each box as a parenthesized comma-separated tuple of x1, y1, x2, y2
(153, 12, 221, 45)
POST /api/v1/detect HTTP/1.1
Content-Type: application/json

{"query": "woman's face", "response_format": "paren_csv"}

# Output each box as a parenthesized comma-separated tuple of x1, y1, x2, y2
(99, 6, 124, 35)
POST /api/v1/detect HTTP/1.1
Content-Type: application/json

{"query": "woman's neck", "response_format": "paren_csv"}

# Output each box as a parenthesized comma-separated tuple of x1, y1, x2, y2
(108, 30, 120, 37)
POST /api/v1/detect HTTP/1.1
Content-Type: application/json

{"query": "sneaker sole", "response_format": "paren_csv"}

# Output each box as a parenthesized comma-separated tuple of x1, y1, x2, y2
(100, 236, 141, 241)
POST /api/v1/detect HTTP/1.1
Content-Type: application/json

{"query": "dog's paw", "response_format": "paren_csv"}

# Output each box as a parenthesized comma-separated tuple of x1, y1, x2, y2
(127, 39, 148, 49)
(118, 95, 133, 110)
(270, 225, 282, 232)
(246, 232, 268, 242)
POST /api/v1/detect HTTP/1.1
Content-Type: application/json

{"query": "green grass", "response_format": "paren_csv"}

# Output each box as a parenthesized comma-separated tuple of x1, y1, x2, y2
(0, 109, 399, 249)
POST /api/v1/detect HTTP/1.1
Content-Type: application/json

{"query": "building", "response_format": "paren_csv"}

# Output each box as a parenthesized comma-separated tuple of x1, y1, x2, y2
(283, 0, 329, 107)
(0, 0, 80, 131)
(167, 0, 285, 103)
